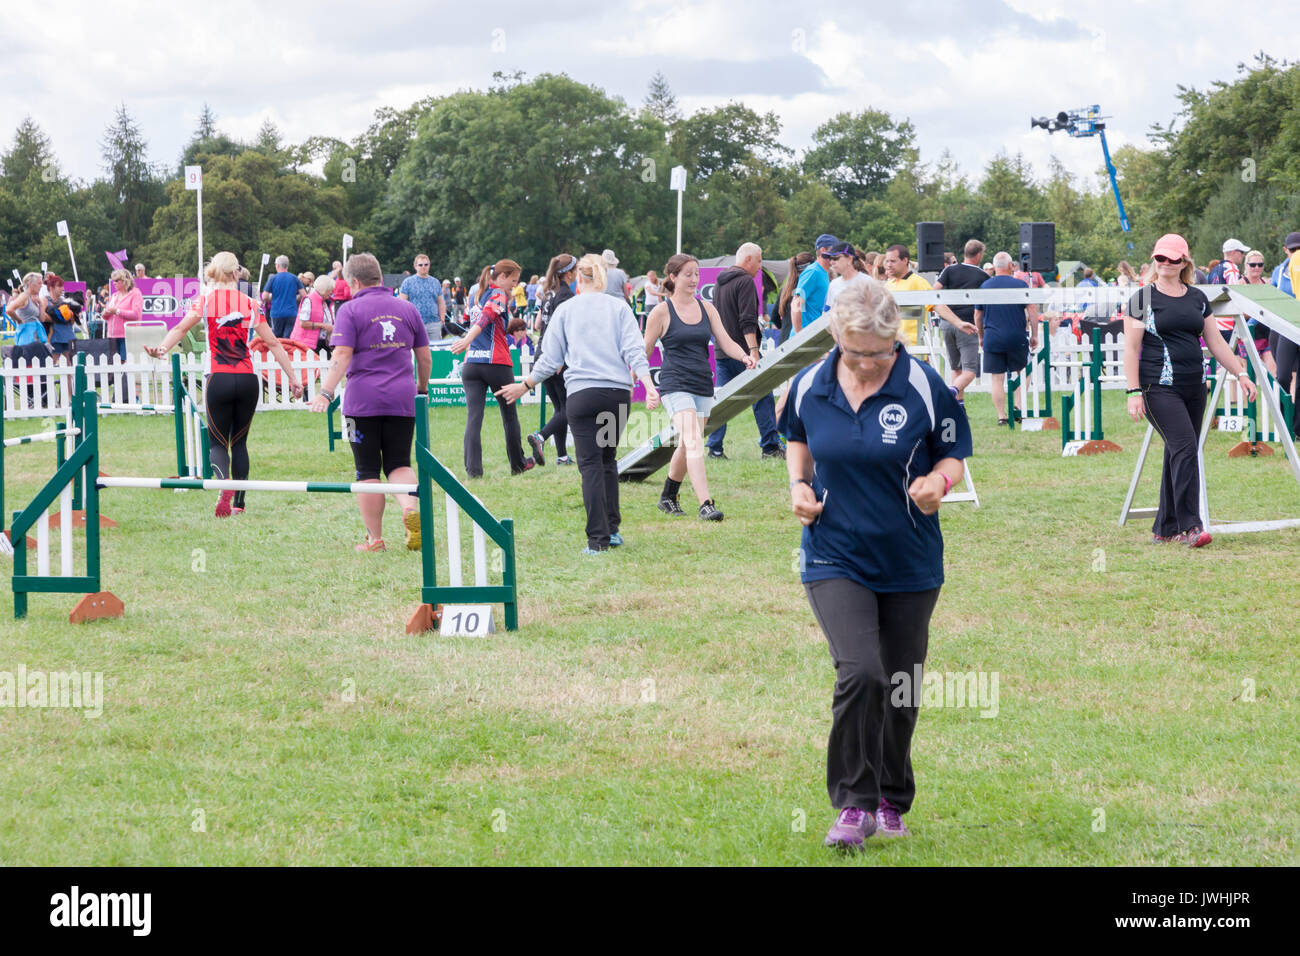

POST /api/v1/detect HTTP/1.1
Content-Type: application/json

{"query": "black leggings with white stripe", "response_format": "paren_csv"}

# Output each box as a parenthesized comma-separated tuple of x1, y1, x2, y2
(205, 372, 259, 508)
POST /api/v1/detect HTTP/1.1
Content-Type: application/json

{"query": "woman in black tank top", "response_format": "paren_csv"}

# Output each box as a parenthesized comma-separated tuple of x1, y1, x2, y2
(643, 253, 755, 522)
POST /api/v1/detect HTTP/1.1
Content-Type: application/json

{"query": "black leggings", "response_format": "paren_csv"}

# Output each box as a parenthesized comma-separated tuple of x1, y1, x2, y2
(804, 578, 940, 813)
(205, 372, 259, 508)
(539, 373, 569, 457)
(1143, 381, 1207, 536)
(461, 362, 527, 477)
(566, 387, 629, 549)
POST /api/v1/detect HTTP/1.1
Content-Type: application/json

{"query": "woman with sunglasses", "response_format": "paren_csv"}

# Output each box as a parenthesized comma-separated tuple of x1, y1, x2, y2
(1123, 235, 1256, 547)
(1239, 250, 1277, 377)
(781, 280, 970, 850)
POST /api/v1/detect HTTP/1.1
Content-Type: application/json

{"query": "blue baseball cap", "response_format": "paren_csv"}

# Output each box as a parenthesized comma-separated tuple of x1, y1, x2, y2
(814, 234, 840, 251)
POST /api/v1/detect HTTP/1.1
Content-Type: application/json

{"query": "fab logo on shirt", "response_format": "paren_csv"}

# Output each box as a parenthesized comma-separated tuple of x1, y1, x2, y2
(879, 403, 907, 444)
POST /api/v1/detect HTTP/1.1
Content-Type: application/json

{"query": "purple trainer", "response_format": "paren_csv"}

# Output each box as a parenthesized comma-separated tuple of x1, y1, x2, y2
(824, 807, 877, 849)
(876, 798, 909, 837)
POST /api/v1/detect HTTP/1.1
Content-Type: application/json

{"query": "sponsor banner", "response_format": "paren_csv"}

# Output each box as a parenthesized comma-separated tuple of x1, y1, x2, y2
(135, 277, 203, 329)
(428, 348, 523, 406)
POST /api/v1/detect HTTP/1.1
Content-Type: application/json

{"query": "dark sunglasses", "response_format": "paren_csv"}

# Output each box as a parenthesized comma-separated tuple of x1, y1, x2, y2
(1246, 261, 1265, 267)
(1153, 255, 1183, 265)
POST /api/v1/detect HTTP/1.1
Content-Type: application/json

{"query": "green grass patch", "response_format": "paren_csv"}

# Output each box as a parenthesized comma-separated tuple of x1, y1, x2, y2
(2, 391, 1298, 864)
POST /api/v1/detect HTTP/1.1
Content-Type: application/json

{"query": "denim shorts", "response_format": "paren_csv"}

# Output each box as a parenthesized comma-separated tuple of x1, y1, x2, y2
(662, 390, 714, 417)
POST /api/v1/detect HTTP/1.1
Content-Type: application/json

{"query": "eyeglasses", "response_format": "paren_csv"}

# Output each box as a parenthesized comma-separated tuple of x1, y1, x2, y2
(840, 343, 895, 362)
(1153, 255, 1183, 265)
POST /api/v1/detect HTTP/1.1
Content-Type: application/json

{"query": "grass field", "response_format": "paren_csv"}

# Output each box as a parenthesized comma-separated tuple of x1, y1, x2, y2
(2, 388, 1298, 865)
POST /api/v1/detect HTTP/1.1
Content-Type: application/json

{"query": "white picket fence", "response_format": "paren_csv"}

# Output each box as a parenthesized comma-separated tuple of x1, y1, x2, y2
(5, 348, 543, 421)
(3, 351, 333, 420)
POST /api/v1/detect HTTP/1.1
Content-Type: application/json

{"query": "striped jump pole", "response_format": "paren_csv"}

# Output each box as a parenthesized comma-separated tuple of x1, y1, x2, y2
(97, 477, 419, 494)
(3, 426, 80, 448)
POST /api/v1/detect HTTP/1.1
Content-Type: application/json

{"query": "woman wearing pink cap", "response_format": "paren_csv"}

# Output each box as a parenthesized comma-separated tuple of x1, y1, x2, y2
(1122, 234, 1256, 547)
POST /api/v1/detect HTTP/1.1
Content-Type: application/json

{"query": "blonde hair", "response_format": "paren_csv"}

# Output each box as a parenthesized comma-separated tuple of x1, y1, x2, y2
(204, 251, 240, 285)
(109, 268, 134, 291)
(828, 279, 900, 341)
(576, 253, 607, 292)
(21, 271, 43, 290)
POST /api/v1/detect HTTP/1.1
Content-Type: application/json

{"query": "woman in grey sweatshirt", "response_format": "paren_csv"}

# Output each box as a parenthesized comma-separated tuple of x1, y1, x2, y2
(497, 254, 660, 554)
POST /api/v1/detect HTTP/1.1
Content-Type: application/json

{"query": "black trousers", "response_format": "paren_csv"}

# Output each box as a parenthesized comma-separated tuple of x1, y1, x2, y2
(566, 387, 628, 549)
(461, 362, 527, 477)
(1270, 330, 1300, 437)
(1143, 381, 1207, 536)
(539, 373, 569, 458)
(805, 578, 940, 813)
(205, 373, 259, 508)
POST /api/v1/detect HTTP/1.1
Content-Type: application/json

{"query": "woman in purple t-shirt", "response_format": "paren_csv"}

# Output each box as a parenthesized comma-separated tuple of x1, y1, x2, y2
(310, 254, 432, 553)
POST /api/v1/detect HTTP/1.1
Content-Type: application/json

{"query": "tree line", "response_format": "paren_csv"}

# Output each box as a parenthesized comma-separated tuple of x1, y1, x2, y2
(3, 55, 1299, 291)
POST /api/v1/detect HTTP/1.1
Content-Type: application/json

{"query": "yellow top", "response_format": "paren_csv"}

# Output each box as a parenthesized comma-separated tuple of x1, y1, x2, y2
(885, 272, 933, 344)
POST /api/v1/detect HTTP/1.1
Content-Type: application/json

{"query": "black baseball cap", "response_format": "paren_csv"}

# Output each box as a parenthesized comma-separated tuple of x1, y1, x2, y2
(826, 241, 855, 258)
(1285, 231, 1300, 251)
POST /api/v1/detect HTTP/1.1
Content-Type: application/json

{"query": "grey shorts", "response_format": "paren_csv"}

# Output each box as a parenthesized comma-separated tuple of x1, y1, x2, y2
(943, 324, 981, 373)
(662, 391, 714, 417)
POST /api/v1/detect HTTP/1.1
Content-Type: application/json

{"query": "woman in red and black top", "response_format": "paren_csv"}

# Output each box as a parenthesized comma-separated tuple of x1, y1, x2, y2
(450, 258, 534, 477)
(148, 251, 302, 517)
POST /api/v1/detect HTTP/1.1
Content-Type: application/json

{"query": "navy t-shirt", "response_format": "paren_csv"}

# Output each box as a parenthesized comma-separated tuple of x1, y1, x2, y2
(779, 344, 973, 593)
(265, 271, 304, 319)
(977, 275, 1030, 351)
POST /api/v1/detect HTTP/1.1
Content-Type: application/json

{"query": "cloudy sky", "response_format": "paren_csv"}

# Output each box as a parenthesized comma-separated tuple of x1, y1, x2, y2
(7, 0, 1294, 192)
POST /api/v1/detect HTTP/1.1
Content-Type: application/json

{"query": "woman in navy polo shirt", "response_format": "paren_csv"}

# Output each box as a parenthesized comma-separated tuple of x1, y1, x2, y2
(780, 280, 972, 851)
